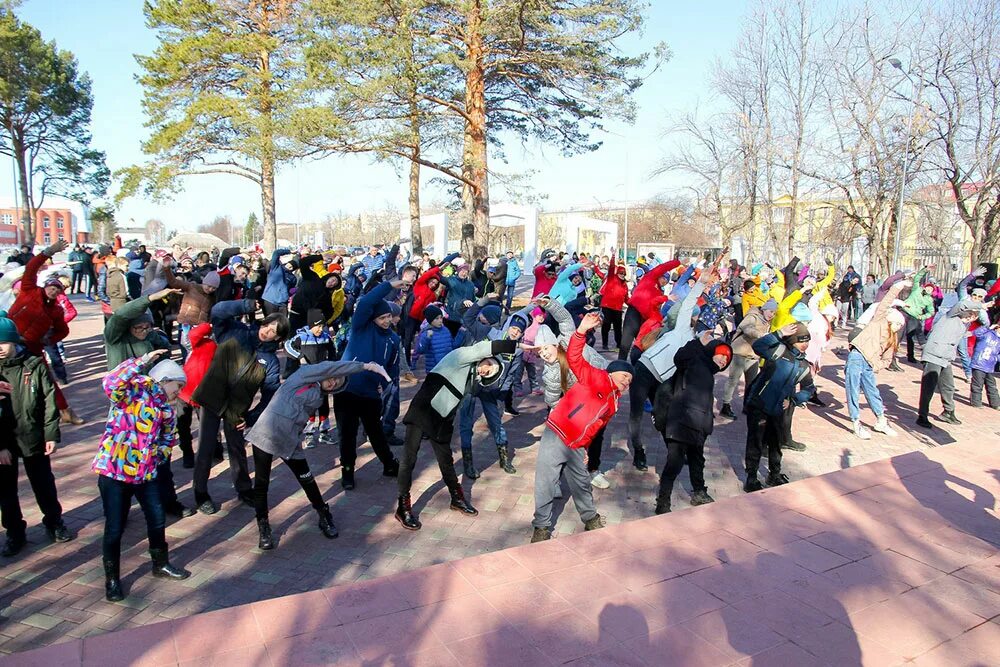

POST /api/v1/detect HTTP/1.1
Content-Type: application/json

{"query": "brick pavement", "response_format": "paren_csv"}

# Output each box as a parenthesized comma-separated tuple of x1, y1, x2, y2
(1, 295, 999, 657)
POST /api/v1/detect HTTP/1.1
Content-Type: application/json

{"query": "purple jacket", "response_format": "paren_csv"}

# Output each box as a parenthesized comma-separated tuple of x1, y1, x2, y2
(972, 326, 1000, 373)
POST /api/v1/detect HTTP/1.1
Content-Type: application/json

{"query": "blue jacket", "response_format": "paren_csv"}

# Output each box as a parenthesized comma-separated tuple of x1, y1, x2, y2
(745, 333, 815, 417)
(505, 259, 522, 286)
(210, 298, 282, 419)
(262, 248, 296, 306)
(972, 326, 1000, 373)
(549, 262, 584, 304)
(343, 281, 399, 399)
(443, 275, 476, 314)
(361, 252, 385, 276)
(416, 323, 461, 371)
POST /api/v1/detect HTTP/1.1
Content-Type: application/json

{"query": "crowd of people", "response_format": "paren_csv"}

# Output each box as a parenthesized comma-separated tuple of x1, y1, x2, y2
(1, 236, 998, 602)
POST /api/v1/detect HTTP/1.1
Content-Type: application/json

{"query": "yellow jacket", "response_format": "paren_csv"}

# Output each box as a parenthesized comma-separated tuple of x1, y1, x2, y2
(771, 264, 835, 331)
(327, 289, 345, 324)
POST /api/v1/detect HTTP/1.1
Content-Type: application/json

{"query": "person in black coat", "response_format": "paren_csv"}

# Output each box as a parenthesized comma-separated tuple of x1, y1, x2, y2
(652, 335, 733, 514)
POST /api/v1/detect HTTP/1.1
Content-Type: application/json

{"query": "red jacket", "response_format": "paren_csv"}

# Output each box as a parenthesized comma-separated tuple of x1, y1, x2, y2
(628, 259, 680, 321)
(532, 263, 557, 298)
(179, 323, 216, 407)
(8, 253, 69, 354)
(409, 265, 444, 320)
(599, 256, 629, 311)
(546, 332, 622, 449)
(56, 293, 78, 323)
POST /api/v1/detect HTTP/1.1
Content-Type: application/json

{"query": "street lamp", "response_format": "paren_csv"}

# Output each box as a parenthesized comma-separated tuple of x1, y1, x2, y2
(888, 58, 922, 272)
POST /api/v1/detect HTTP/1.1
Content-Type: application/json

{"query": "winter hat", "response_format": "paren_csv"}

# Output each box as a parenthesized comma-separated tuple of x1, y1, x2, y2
(707, 340, 733, 370)
(761, 299, 779, 312)
(783, 321, 811, 343)
(307, 309, 325, 328)
(955, 299, 983, 316)
(228, 255, 247, 269)
(820, 304, 839, 319)
(129, 311, 155, 327)
(149, 359, 186, 385)
(479, 357, 505, 386)
(534, 325, 558, 347)
(279, 253, 295, 266)
(372, 300, 393, 318)
(202, 271, 221, 289)
(43, 276, 65, 291)
(972, 288, 988, 298)
(790, 302, 813, 323)
(606, 360, 635, 377)
(451, 257, 467, 268)
(886, 308, 905, 330)
(0, 311, 21, 344)
(386, 302, 402, 317)
(423, 304, 444, 323)
(508, 313, 528, 331)
(480, 304, 502, 325)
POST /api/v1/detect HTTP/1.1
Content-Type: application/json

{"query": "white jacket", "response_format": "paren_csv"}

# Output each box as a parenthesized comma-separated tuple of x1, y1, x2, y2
(639, 282, 705, 382)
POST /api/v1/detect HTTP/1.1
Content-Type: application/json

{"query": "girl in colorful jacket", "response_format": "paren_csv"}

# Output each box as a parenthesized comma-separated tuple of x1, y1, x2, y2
(93, 351, 191, 602)
(531, 312, 634, 543)
(970, 319, 1000, 408)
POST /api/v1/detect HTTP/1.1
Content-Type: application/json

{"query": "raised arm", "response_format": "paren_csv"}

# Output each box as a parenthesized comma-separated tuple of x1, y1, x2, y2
(351, 280, 394, 330)
(542, 298, 576, 339)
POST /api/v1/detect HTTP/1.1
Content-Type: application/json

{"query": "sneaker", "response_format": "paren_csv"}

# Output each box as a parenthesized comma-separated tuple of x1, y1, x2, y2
(781, 440, 807, 452)
(45, 522, 73, 543)
(303, 419, 317, 436)
(744, 477, 764, 493)
(852, 420, 872, 441)
(590, 472, 610, 489)
(531, 527, 552, 543)
(302, 438, 318, 450)
(689, 490, 715, 506)
(940, 411, 962, 425)
(766, 472, 790, 486)
(872, 416, 897, 437)
(719, 404, 737, 420)
(196, 499, 218, 515)
(583, 514, 606, 531)
(319, 419, 332, 433)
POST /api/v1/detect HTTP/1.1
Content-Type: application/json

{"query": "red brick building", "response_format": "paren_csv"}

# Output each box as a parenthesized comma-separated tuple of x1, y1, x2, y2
(0, 196, 90, 246)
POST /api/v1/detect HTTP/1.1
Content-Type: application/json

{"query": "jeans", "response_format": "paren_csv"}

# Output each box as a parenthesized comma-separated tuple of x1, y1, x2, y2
(381, 380, 400, 437)
(251, 445, 325, 520)
(601, 307, 623, 348)
(401, 316, 421, 365)
(627, 363, 661, 455)
(193, 407, 252, 503)
(722, 354, 760, 404)
(98, 475, 166, 562)
(397, 424, 459, 496)
(919, 362, 956, 417)
(0, 452, 63, 539)
(459, 393, 507, 454)
(618, 307, 643, 360)
(970, 369, 1000, 408)
(532, 430, 597, 528)
(44, 343, 67, 384)
(512, 359, 540, 393)
(658, 435, 708, 502)
(333, 392, 396, 469)
(957, 342, 973, 378)
(745, 407, 782, 478)
(844, 349, 884, 421)
(504, 287, 516, 313)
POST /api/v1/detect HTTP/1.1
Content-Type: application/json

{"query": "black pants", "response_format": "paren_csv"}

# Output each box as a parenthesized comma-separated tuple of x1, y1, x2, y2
(397, 424, 459, 496)
(156, 460, 180, 509)
(126, 273, 142, 300)
(745, 408, 782, 479)
(401, 316, 421, 365)
(627, 364, 661, 455)
(262, 300, 287, 317)
(971, 369, 1000, 408)
(71, 271, 85, 293)
(779, 402, 795, 447)
(333, 392, 396, 470)
(618, 307, 643, 360)
(905, 316, 925, 361)
(98, 475, 165, 562)
(658, 435, 708, 501)
(86, 268, 97, 297)
(251, 446, 325, 520)
(0, 452, 62, 539)
(587, 426, 606, 473)
(193, 407, 252, 503)
(177, 403, 195, 460)
(601, 308, 623, 349)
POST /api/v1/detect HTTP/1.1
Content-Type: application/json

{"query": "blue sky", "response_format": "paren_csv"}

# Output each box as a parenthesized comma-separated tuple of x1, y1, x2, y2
(3, 0, 747, 232)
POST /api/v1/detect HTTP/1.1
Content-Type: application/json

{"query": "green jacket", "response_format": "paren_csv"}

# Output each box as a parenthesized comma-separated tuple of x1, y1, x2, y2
(902, 268, 934, 321)
(103, 296, 170, 370)
(0, 352, 59, 455)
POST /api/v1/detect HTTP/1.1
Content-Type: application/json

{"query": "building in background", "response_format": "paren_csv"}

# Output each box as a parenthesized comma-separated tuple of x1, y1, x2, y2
(0, 195, 91, 246)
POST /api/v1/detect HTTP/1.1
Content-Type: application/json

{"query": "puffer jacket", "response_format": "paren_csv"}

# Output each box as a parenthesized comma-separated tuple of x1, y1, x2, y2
(92, 358, 176, 484)
(179, 323, 215, 407)
(8, 251, 68, 354)
(285, 326, 334, 365)
(731, 307, 771, 359)
(546, 332, 622, 449)
(262, 248, 296, 306)
(165, 265, 215, 326)
(922, 301, 974, 367)
(548, 262, 584, 304)
(409, 253, 458, 320)
(191, 337, 267, 426)
(343, 281, 400, 399)
(656, 338, 733, 441)
(745, 333, 815, 417)
(0, 352, 59, 455)
(443, 275, 476, 315)
(902, 268, 935, 322)
(971, 326, 1000, 373)
(104, 296, 171, 370)
(416, 322, 461, 371)
(848, 282, 905, 372)
(599, 255, 629, 311)
(537, 299, 609, 407)
(640, 282, 706, 382)
(245, 360, 365, 459)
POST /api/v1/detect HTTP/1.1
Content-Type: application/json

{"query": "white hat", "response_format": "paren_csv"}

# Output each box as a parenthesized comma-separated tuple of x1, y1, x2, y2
(821, 304, 839, 319)
(534, 325, 558, 347)
(149, 359, 186, 385)
(451, 258, 467, 268)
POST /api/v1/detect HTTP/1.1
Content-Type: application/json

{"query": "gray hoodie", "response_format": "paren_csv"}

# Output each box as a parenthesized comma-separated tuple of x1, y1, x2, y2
(921, 300, 980, 367)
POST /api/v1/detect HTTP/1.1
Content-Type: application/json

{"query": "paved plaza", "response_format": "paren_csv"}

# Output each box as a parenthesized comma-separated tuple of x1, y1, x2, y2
(1, 295, 999, 663)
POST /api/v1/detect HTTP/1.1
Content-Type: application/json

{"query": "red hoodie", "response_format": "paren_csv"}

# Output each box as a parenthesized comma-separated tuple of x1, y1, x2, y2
(179, 323, 216, 407)
(599, 255, 629, 311)
(409, 265, 444, 320)
(628, 259, 680, 321)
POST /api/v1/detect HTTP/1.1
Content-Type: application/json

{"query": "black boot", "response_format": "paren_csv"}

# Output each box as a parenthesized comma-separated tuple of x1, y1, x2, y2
(448, 486, 478, 516)
(719, 404, 737, 420)
(807, 394, 826, 407)
(45, 520, 73, 543)
(150, 548, 190, 580)
(394, 495, 421, 531)
(888, 359, 903, 372)
(915, 414, 934, 429)
(341, 466, 355, 490)
(317, 504, 339, 539)
(382, 458, 399, 477)
(690, 489, 715, 506)
(257, 518, 275, 550)
(654, 496, 671, 515)
(1, 535, 26, 558)
(182, 452, 195, 468)
(766, 472, 790, 486)
(504, 390, 520, 416)
(165, 502, 196, 519)
(633, 446, 648, 472)
(497, 444, 516, 474)
(103, 557, 124, 602)
(744, 476, 764, 493)
(462, 452, 480, 479)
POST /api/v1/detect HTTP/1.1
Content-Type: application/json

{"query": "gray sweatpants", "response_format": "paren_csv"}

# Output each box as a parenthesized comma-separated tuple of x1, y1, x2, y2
(532, 429, 597, 529)
(723, 354, 760, 404)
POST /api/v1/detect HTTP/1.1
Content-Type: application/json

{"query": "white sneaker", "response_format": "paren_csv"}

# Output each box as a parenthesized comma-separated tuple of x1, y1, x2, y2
(319, 418, 332, 433)
(852, 420, 872, 440)
(872, 416, 897, 437)
(303, 420, 317, 435)
(590, 472, 611, 489)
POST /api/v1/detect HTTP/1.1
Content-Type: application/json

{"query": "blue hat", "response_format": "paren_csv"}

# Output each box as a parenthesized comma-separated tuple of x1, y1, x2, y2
(606, 360, 634, 376)
(480, 305, 502, 325)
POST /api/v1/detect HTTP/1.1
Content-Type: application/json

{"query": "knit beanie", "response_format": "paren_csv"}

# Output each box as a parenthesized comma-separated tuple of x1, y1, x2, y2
(790, 302, 813, 323)
(129, 311, 155, 326)
(386, 302, 402, 317)
(149, 359, 186, 385)
(372, 300, 393, 318)
(534, 325, 558, 347)
(784, 321, 811, 343)
(606, 360, 635, 377)
(43, 276, 65, 291)
(0, 311, 21, 344)
(508, 313, 528, 331)
(761, 299, 779, 312)
(423, 304, 444, 323)
(202, 271, 221, 289)
(307, 308, 325, 328)
(480, 304, 502, 325)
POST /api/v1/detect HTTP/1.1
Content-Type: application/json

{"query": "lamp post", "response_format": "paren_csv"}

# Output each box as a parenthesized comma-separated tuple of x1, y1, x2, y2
(888, 58, 923, 273)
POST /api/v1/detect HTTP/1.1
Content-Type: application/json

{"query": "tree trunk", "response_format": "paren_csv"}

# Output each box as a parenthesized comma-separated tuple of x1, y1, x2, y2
(408, 105, 424, 255)
(461, 0, 489, 259)
(261, 156, 276, 254)
(11, 134, 34, 245)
